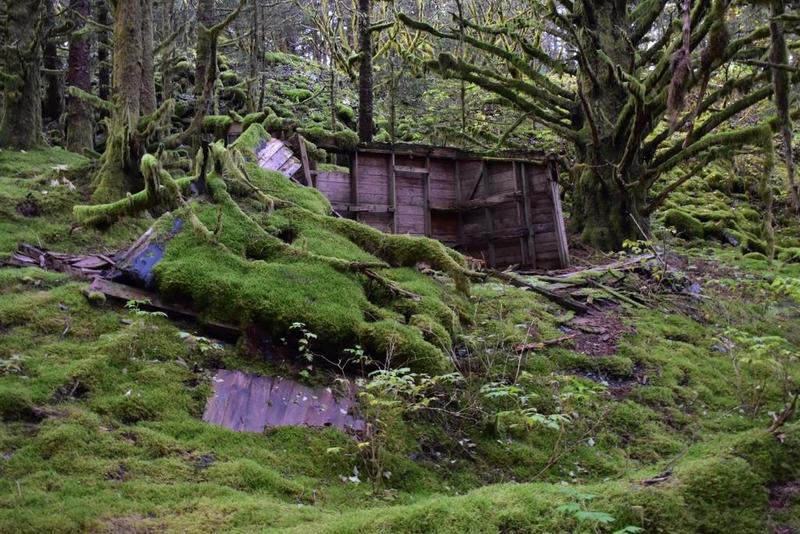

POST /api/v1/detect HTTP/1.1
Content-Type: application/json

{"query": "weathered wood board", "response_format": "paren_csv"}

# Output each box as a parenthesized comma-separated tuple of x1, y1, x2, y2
(242, 134, 570, 270)
(203, 369, 364, 433)
(310, 145, 570, 270)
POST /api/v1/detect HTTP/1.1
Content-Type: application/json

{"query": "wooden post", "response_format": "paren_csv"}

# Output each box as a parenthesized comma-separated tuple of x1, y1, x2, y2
(298, 135, 313, 187)
(389, 150, 397, 233)
(520, 162, 537, 269)
(455, 160, 465, 247)
(482, 162, 495, 267)
(512, 161, 527, 265)
(350, 151, 360, 221)
(547, 159, 570, 268)
(423, 156, 431, 236)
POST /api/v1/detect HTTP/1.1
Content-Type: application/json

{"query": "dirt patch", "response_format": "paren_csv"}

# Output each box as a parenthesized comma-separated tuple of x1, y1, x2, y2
(15, 195, 41, 217)
(576, 363, 648, 399)
(561, 306, 634, 357)
(105, 462, 128, 481)
(769, 480, 800, 534)
(98, 515, 165, 534)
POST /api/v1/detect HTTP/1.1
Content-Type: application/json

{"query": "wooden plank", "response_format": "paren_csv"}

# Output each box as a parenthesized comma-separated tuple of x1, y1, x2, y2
(394, 165, 428, 175)
(548, 160, 570, 268)
(483, 161, 495, 267)
(203, 369, 364, 434)
(350, 151, 359, 221)
(455, 160, 465, 247)
(512, 162, 527, 266)
(389, 151, 397, 233)
(89, 277, 239, 337)
(423, 156, 431, 236)
(298, 135, 313, 186)
(278, 159, 302, 177)
(469, 160, 486, 200)
(256, 138, 284, 165)
(331, 202, 394, 213)
(457, 191, 522, 210)
(520, 162, 537, 268)
(263, 146, 293, 171)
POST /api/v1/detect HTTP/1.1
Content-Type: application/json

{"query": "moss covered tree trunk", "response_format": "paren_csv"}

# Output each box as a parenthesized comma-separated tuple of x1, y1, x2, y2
(96, 0, 110, 101)
(356, 0, 373, 143)
(42, 0, 64, 126)
(195, 0, 214, 100)
(92, 0, 155, 202)
(568, 1, 647, 249)
(0, 0, 45, 149)
(65, 0, 93, 152)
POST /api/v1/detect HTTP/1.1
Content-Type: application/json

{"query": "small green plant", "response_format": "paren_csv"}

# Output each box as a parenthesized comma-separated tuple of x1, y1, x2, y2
(124, 299, 167, 319)
(768, 276, 800, 302)
(724, 329, 798, 416)
(355, 365, 463, 491)
(289, 322, 319, 378)
(622, 239, 652, 256)
(556, 488, 643, 534)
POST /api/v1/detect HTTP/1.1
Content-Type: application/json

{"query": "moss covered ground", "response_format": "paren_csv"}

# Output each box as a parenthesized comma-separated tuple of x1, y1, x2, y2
(0, 144, 799, 532)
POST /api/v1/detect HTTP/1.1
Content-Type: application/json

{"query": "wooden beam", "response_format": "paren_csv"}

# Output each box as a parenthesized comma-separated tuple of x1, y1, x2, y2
(513, 162, 527, 265)
(331, 202, 395, 213)
(483, 162, 495, 268)
(298, 135, 313, 187)
(520, 162, 537, 269)
(547, 159, 570, 268)
(350, 151, 360, 222)
(389, 150, 397, 233)
(394, 164, 429, 175)
(455, 160, 465, 246)
(423, 156, 431, 236)
(89, 277, 241, 338)
(468, 160, 486, 200)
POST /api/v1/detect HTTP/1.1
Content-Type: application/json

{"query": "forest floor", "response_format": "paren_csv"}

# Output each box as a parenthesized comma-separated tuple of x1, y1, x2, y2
(0, 147, 799, 533)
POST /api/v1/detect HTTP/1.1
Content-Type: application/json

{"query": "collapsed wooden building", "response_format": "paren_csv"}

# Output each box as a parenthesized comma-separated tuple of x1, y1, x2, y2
(248, 132, 571, 270)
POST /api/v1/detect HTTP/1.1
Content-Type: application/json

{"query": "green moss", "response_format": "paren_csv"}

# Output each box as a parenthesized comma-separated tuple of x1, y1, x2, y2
(317, 163, 349, 173)
(284, 88, 313, 103)
(0, 147, 89, 179)
(336, 103, 355, 124)
(777, 247, 800, 263)
(743, 236, 768, 255)
(202, 115, 234, 138)
(679, 456, 768, 532)
(662, 209, 704, 239)
(219, 70, 239, 87)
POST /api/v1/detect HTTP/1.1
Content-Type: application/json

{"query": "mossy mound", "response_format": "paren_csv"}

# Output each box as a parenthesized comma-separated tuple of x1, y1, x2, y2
(102, 124, 473, 373)
(662, 209, 704, 239)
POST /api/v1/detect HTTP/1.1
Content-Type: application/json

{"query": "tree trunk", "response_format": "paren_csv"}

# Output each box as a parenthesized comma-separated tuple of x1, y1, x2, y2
(569, 1, 647, 249)
(140, 0, 156, 115)
(0, 0, 44, 149)
(65, 0, 93, 152)
(195, 0, 214, 99)
(96, 0, 110, 101)
(92, 0, 155, 202)
(571, 168, 647, 249)
(356, 0, 373, 143)
(42, 0, 64, 126)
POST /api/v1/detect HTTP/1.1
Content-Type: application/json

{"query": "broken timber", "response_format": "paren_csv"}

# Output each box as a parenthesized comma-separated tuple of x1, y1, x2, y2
(309, 144, 570, 270)
(243, 134, 571, 271)
(203, 369, 364, 433)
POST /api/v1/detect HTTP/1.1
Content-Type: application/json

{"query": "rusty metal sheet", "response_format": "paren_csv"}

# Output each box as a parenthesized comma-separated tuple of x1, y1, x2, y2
(203, 369, 364, 434)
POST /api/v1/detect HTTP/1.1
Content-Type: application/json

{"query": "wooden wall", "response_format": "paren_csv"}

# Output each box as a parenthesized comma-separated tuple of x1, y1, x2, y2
(312, 147, 570, 270)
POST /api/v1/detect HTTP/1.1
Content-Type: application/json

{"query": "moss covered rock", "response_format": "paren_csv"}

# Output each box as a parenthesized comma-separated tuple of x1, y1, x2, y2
(663, 209, 704, 239)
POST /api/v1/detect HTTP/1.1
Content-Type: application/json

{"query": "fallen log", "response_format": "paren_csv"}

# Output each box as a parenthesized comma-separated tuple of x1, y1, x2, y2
(486, 269, 590, 314)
